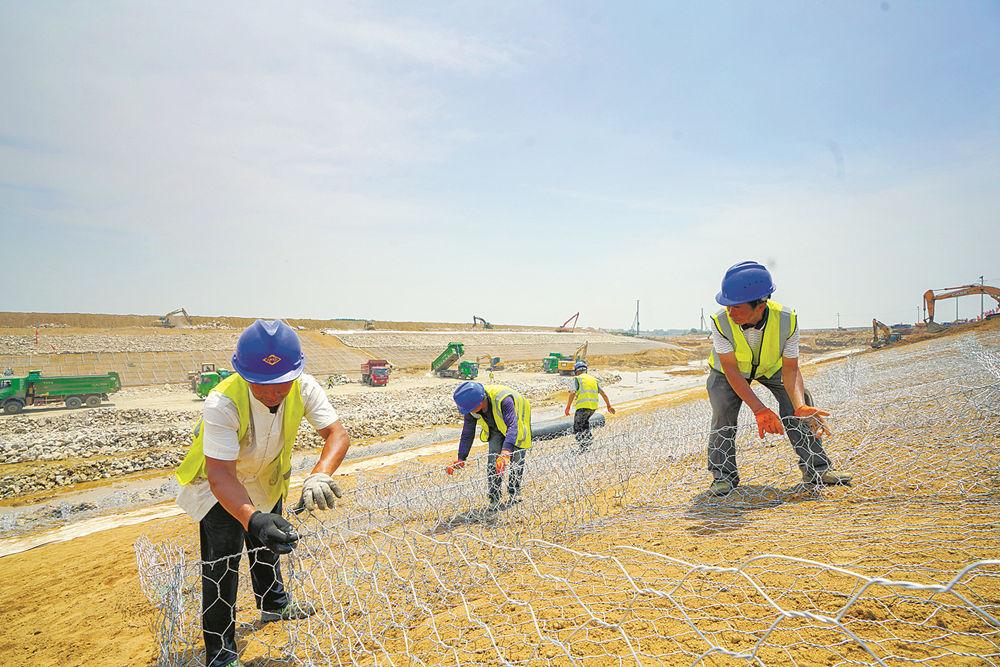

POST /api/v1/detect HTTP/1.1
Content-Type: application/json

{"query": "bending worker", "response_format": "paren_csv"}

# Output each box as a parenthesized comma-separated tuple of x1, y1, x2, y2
(706, 261, 851, 496)
(175, 320, 351, 667)
(564, 359, 615, 450)
(446, 381, 532, 509)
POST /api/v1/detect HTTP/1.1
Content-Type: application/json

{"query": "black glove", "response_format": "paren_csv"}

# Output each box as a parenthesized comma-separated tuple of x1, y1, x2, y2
(247, 511, 299, 554)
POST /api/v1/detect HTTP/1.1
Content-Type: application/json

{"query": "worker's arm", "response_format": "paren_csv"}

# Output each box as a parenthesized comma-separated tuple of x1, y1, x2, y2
(456, 414, 477, 461)
(564, 391, 575, 416)
(719, 353, 766, 413)
(310, 421, 351, 475)
(205, 456, 256, 530)
(499, 396, 519, 453)
(598, 388, 616, 414)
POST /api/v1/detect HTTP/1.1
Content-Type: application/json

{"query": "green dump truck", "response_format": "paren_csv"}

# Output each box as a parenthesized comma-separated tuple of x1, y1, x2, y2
(431, 342, 479, 379)
(0, 370, 122, 415)
(189, 364, 235, 398)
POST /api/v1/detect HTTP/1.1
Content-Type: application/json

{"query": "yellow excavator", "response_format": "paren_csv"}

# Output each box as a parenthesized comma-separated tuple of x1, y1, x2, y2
(871, 319, 901, 349)
(557, 342, 588, 376)
(923, 284, 1000, 332)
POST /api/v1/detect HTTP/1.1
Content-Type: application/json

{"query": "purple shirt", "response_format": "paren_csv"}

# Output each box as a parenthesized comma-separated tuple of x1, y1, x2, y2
(457, 395, 518, 460)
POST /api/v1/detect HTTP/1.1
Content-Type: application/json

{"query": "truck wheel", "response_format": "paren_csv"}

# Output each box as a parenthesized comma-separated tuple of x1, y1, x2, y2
(65, 396, 83, 409)
(85, 395, 102, 408)
(2, 400, 23, 415)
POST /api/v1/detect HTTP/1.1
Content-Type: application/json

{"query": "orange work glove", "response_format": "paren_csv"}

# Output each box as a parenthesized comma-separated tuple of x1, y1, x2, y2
(753, 407, 785, 439)
(445, 460, 465, 475)
(495, 451, 511, 474)
(794, 406, 832, 437)
(564, 406, 571, 416)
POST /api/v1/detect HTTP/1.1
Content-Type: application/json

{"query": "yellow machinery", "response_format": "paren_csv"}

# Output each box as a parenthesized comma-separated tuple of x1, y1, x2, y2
(557, 342, 588, 376)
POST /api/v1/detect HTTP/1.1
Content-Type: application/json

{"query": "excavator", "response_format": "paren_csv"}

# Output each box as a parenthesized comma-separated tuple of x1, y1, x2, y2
(557, 342, 588, 376)
(871, 319, 901, 349)
(156, 308, 192, 328)
(472, 315, 493, 330)
(556, 312, 580, 333)
(923, 284, 1000, 332)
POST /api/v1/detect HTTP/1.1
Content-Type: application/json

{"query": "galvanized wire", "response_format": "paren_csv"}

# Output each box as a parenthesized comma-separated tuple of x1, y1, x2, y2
(136, 329, 1000, 665)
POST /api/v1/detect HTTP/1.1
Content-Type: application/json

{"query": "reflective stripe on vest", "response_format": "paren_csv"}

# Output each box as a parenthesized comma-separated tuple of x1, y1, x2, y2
(175, 373, 305, 501)
(476, 384, 533, 449)
(574, 373, 600, 410)
(707, 300, 796, 379)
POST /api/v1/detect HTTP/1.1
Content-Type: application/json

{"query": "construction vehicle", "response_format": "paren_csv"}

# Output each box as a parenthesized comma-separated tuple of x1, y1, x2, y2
(474, 355, 503, 382)
(542, 352, 566, 374)
(156, 308, 193, 328)
(364, 320, 376, 330)
(431, 342, 479, 379)
(871, 319, 902, 349)
(557, 342, 588, 376)
(361, 359, 391, 386)
(189, 363, 235, 398)
(556, 312, 580, 333)
(472, 316, 493, 330)
(923, 284, 1000, 332)
(1, 370, 121, 414)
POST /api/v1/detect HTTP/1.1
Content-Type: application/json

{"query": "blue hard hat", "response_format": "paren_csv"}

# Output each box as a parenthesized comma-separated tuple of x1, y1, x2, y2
(574, 360, 588, 372)
(715, 261, 776, 306)
(231, 320, 305, 384)
(453, 381, 486, 415)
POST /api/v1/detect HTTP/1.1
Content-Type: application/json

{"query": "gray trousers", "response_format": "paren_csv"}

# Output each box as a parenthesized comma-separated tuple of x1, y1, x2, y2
(486, 429, 527, 505)
(707, 369, 831, 484)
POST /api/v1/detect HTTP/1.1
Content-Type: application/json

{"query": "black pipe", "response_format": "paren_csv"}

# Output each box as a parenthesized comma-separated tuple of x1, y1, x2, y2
(531, 412, 606, 441)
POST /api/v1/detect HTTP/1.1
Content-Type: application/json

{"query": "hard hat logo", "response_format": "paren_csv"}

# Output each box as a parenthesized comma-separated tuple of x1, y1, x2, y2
(262, 354, 283, 366)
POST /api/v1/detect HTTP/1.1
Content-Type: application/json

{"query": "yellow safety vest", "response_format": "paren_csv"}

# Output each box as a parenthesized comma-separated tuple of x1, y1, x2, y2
(476, 384, 532, 450)
(573, 373, 600, 410)
(707, 300, 797, 380)
(175, 373, 305, 501)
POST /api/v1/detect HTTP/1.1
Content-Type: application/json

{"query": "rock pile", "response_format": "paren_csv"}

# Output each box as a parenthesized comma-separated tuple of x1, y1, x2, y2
(0, 333, 239, 355)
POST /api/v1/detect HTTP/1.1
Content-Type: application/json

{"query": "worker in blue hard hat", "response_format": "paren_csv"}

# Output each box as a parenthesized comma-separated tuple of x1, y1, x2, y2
(564, 359, 615, 451)
(705, 261, 852, 497)
(175, 319, 352, 667)
(447, 381, 532, 509)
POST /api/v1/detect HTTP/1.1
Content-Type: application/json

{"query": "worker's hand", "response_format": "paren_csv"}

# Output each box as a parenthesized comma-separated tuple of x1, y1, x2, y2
(564, 406, 571, 416)
(752, 407, 785, 439)
(794, 406, 832, 438)
(607, 406, 616, 415)
(446, 459, 466, 475)
(495, 451, 511, 475)
(247, 511, 299, 555)
(295, 473, 343, 512)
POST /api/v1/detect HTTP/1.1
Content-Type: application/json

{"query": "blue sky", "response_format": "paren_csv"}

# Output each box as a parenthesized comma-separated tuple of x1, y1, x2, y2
(2, 1, 998, 329)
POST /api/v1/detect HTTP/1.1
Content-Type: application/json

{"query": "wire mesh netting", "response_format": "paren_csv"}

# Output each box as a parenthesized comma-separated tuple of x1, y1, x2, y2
(135, 329, 1000, 665)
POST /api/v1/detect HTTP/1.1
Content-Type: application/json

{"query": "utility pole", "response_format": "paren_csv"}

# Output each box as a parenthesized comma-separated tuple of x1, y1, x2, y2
(635, 300, 640, 336)
(836, 312, 841, 329)
(699, 308, 706, 332)
(980, 275, 985, 321)
(956, 296, 959, 322)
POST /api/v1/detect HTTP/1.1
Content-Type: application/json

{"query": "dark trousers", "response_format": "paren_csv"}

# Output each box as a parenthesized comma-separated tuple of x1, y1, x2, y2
(706, 369, 831, 485)
(200, 500, 289, 667)
(573, 408, 596, 449)
(485, 429, 528, 506)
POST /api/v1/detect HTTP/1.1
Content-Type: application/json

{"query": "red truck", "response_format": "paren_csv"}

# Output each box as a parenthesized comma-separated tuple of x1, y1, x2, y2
(361, 359, 391, 387)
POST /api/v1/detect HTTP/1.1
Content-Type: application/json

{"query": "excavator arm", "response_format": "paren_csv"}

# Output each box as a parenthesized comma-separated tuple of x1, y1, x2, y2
(924, 285, 1000, 322)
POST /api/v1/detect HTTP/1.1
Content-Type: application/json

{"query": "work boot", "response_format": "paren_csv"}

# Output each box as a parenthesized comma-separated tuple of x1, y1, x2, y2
(261, 600, 316, 623)
(803, 470, 853, 486)
(708, 479, 735, 497)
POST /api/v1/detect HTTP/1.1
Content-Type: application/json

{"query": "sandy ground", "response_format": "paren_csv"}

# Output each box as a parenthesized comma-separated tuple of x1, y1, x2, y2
(0, 321, 991, 666)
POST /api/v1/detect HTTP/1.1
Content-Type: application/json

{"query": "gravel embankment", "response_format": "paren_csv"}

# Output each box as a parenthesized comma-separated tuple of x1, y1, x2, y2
(0, 333, 239, 355)
(0, 373, 619, 499)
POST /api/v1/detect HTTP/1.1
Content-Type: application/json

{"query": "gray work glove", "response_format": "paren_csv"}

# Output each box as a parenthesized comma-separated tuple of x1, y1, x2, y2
(247, 511, 299, 554)
(296, 473, 343, 512)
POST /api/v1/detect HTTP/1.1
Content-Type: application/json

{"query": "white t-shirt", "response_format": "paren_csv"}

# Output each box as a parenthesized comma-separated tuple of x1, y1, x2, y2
(711, 323, 800, 359)
(176, 373, 339, 521)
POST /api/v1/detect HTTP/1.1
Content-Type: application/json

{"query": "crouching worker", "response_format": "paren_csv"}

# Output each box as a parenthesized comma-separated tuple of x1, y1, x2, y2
(446, 381, 532, 509)
(175, 320, 351, 667)
(564, 359, 615, 451)
(706, 262, 851, 497)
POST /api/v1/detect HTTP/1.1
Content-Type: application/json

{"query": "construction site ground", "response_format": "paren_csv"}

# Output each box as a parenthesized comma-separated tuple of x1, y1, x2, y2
(0, 318, 988, 666)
